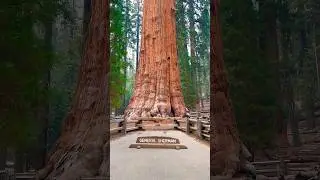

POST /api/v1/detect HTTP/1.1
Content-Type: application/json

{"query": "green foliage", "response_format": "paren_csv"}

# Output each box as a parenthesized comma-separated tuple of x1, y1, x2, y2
(221, 0, 278, 148)
(176, 0, 197, 108)
(195, 0, 210, 99)
(218, 0, 320, 148)
(110, 0, 127, 109)
(110, 0, 135, 110)
(176, 0, 210, 109)
(0, 0, 71, 148)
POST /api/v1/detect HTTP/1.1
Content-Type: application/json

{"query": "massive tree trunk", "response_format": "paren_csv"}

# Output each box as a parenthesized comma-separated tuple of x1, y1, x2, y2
(37, 1, 110, 179)
(125, 0, 187, 121)
(211, 0, 252, 177)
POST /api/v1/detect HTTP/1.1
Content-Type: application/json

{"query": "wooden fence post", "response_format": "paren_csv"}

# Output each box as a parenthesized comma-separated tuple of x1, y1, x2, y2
(0, 170, 8, 180)
(280, 159, 287, 176)
(276, 163, 280, 177)
(5, 148, 15, 180)
(186, 118, 190, 134)
(122, 119, 127, 135)
(196, 113, 203, 139)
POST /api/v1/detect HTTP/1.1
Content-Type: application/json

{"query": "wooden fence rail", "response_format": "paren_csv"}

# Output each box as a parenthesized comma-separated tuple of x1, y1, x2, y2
(175, 112, 210, 141)
(0, 172, 111, 180)
(3, 159, 318, 179)
(110, 111, 211, 141)
(253, 159, 320, 177)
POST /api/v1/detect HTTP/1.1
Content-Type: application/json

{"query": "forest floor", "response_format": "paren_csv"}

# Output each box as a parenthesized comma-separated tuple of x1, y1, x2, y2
(110, 130, 210, 180)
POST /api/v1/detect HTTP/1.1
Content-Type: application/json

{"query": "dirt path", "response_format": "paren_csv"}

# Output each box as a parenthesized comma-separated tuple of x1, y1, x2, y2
(110, 130, 210, 180)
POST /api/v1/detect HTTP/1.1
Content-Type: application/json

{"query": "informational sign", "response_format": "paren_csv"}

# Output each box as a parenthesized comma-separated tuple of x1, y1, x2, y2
(136, 136, 180, 144)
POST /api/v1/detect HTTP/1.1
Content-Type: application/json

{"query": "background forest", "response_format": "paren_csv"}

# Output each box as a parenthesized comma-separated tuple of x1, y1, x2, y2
(0, 0, 319, 172)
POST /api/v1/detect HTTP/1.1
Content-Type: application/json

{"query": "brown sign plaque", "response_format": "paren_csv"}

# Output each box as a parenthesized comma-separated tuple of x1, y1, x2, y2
(136, 136, 180, 144)
(129, 136, 187, 149)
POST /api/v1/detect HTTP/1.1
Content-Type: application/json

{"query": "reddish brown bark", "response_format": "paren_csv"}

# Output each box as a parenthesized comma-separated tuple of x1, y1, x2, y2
(211, 0, 246, 177)
(36, 1, 110, 179)
(125, 0, 186, 121)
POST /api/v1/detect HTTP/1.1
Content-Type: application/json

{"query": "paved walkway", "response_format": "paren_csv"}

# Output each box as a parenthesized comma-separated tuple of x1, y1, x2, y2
(110, 130, 210, 180)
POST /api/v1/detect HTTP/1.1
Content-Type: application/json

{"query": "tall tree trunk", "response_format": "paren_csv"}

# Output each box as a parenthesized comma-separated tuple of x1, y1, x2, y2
(125, 0, 187, 121)
(211, 0, 244, 176)
(135, 0, 141, 72)
(37, 1, 110, 179)
(299, 24, 316, 130)
(260, 1, 289, 147)
(203, 59, 209, 99)
(187, 0, 199, 105)
(288, 75, 301, 147)
(310, 23, 319, 129)
(281, 24, 301, 147)
(122, 0, 130, 114)
(197, 59, 204, 108)
(43, 19, 53, 166)
(83, 0, 92, 46)
(275, 20, 290, 147)
(314, 24, 320, 93)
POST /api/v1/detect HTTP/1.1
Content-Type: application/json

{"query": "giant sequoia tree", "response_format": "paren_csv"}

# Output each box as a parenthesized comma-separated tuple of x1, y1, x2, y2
(37, 1, 110, 179)
(124, 0, 187, 121)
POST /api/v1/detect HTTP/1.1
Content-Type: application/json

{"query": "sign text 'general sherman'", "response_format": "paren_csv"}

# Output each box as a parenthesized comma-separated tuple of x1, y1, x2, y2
(136, 136, 180, 144)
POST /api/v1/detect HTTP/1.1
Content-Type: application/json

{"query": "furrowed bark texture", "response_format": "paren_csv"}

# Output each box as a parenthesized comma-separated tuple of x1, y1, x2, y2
(36, 1, 110, 179)
(125, 0, 186, 121)
(211, 0, 245, 177)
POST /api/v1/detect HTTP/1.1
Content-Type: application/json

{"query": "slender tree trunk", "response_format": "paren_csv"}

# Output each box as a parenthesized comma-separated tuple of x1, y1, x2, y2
(313, 24, 320, 95)
(288, 76, 301, 147)
(37, 1, 110, 179)
(187, 0, 199, 104)
(260, 1, 289, 147)
(281, 25, 301, 147)
(135, 0, 141, 72)
(125, 0, 187, 121)
(310, 23, 319, 129)
(277, 23, 290, 147)
(43, 19, 53, 165)
(197, 60, 204, 108)
(211, 0, 245, 177)
(122, 0, 130, 114)
(275, 15, 289, 147)
(203, 60, 209, 99)
(83, 0, 92, 44)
